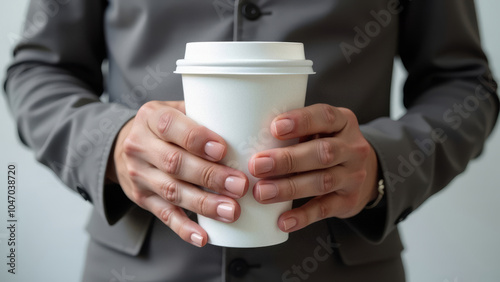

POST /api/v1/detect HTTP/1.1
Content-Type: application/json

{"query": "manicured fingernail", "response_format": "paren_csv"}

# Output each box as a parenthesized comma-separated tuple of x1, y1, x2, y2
(205, 141, 225, 160)
(258, 183, 277, 201)
(274, 119, 294, 136)
(225, 176, 246, 197)
(254, 157, 274, 174)
(282, 217, 297, 231)
(217, 203, 235, 221)
(190, 233, 203, 247)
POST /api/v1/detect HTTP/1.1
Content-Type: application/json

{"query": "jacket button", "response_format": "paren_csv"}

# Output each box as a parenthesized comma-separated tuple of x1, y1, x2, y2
(76, 186, 92, 202)
(241, 3, 261, 21)
(395, 207, 413, 224)
(228, 258, 250, 277)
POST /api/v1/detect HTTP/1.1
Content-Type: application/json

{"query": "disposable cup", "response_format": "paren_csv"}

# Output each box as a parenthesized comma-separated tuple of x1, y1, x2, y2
(175, 42, 314, 247)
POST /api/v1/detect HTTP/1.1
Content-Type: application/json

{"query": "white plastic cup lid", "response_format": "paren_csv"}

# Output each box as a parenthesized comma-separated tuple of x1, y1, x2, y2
(174, 42, 315, 75)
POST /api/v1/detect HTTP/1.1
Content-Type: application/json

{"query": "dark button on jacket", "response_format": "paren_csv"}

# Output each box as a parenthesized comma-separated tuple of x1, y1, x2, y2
(228, 258, 250, 277)
(241, 3, 261, 20)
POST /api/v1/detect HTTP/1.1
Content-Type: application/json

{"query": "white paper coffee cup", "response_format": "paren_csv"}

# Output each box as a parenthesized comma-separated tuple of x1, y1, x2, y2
(175, 42, 314, 247)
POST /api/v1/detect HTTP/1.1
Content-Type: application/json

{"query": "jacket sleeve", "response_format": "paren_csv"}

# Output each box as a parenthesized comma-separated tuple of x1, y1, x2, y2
(346, 0, 499, 242)
(3, 0, 136, 224)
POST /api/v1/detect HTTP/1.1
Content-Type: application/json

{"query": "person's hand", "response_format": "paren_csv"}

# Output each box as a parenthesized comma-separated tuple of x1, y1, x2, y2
(107, 101, 249, 247)
(249, 104, 379, 232)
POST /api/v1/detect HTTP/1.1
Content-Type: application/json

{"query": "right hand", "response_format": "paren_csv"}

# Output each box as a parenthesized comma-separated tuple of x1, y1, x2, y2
(107, 101, 249, 247)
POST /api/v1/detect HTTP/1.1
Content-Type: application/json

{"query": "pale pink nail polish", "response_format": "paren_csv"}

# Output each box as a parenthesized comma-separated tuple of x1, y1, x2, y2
(190, 233, 203, 247)
(217, 203, 235, 221)
(205, 141, 225, 160)
(225, 176, 246, 197)
(258, 183, 277, 201)
(282, 217, 297, 231)
(254, 157, 274, 174)
(274, 119, 294, 136)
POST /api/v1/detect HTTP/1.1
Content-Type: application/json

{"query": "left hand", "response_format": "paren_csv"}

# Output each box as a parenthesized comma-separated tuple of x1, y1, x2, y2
(249, 104, 379, 233)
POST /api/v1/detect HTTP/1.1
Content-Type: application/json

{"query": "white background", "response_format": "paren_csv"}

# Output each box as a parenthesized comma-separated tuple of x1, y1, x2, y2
(0, 1, 499, 281)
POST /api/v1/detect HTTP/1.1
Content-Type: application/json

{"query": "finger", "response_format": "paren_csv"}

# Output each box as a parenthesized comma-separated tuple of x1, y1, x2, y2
(158, 100, 186, 114)
(249, 137, 348, 177)
(136, 101, 226, 162)
(277, 193, 359, 233)
(168, 101, 186, 114)
(254, 165, 365, 203)
(137, 138, 248, 198)
(141, 194, 208, 247)
(139, 167, 241, 222)
(271, 104, 349, 140)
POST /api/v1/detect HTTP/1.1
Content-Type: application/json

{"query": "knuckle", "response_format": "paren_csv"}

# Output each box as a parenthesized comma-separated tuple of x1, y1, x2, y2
(137, 101, 154, 119)
(356, 140, 371, 160)
(183, 126, 203, 152)
(341, 108, 358, 124)
(318, 140, 335, 166)
(161, 181, 180, 204)
(320, 104, 336, 125)
(161, 150, 182, 175)
(142, 100, 156, 110)
(126, 164, 141, 181)
(157, 111, 176, 136)
(130, 189, 146, 207)
(280, 149, 296, 174)
(201, 165, 218, 190)
(317, 198, 331, 220)
(160, 207, 176, 226)
(285, 178, 298, 198)
(123, 136, 140, 156)
(195, 194, 210, 216)
(340, 107, 354, 118)
(320, 171, 335, 194)
(300, 108, 314, 133)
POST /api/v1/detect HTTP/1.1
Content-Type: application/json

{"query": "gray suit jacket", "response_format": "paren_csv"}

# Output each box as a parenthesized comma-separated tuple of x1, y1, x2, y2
(4, 0, 499, 281)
